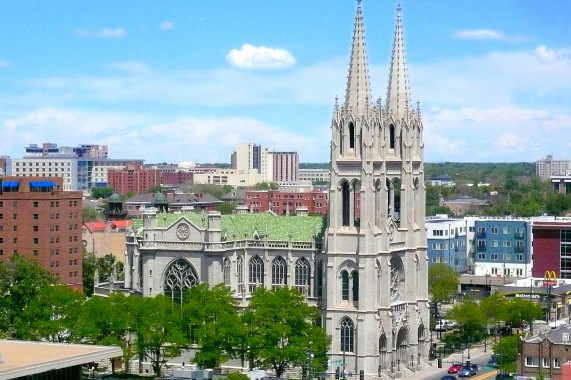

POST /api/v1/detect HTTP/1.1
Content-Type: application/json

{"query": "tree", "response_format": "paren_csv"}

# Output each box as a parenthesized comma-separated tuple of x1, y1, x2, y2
(15, 284, 85, 343)
(82, 206, 100, 222)
(92, 186, 114, 199)
(217, 202, 236, 215)
(76, 293, 135, 373)
(182, 283, 243, 368)
(428, 263, 459, 321)
(446, 300, 486, 345)
(133, 295, 186, 376)
(82, 250, 96, 297)
(0, 254, 56, 337)
(480, 292, 507, 340)
(245, 287, 330, 377)
(493, 334, 519, 373)
(501, 297, 543, 335)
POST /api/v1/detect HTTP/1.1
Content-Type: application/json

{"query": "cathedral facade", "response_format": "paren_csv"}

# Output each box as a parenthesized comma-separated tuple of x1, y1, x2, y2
(321, 1, 429, 376)
(113, 1, 429, 378)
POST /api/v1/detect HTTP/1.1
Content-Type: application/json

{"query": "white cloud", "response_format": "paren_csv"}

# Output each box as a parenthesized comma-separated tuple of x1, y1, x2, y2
(104, 61, 149, 74)
(74, 28, 126, 38)
(0, 60, 9, 68)
(159, 21, 174, 30)
(226, 44, 296, 70)
(99, 28, 126, 38)
(454, 29, 506, 40)
(533, 45, 571, 64)
(493, 133, 529, 151)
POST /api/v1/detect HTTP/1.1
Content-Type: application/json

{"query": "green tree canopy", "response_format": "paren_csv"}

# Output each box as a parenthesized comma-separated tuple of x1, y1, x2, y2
(446, 300, 486, 344)
(182, 283, 243, 368)
(245, 287, 330, 377)
(0, 254, 57, 337)
(91, 186, 114, 199)
(217, 202, 236, 215)
(428, 263, 459, 304)
(493, 334, 519, 373)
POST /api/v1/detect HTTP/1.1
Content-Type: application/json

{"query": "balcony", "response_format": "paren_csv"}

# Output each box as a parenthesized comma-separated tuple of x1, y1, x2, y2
(477, 231, 486, 238)
(514, 246, 525, 253)
(477, 245, 487, 252)
(514, 232, 525, 240)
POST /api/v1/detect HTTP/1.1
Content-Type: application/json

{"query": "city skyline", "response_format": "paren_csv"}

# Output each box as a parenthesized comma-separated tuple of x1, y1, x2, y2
(1, 1, 570, 164)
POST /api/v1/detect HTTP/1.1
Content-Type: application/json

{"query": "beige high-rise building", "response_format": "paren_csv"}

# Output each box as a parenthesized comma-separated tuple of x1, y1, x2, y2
(537, 155, 571, 180)
(322, 2, 429, 376)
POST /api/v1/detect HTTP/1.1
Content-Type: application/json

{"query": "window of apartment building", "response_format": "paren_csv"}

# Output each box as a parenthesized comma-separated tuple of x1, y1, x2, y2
(554, 358, 561, 369)
(68, 248, 73, 254)
(525, 357, 539, 367)
(13, 214, 17, 220)
(504, 254, 511, 261)
(0, 202, 2, 207)
(0, 250, 3, 256)
(13, 225, 17, 232)
(477, 240, 486, 249)
(0, 238, 3, 244)
(491, 227, 498, 234)
(542, 357, 550, 368)
(516, 268, 523, 276)
(517, 254, 523, 261)
(33, 214, 38, 220)
(491, 253, 498, 260)
(50, 201, 54, 207)
(492, 267, 498, 275)
(503, 241, 511, 248)
(33, 238, 39, 244)
(33, 201, 39, 208)
(13, 201, 17, 207)
(33, 250, 39, 256)
(469, 226, 474, 232)
(491, 240, 498, 247)
(478, 253, 485, 260)
(0, 214, 3, 220)
(477, 227, 486, 235)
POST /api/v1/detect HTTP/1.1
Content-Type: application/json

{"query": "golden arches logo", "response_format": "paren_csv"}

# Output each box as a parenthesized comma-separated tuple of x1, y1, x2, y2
(544, 270, 557, 286)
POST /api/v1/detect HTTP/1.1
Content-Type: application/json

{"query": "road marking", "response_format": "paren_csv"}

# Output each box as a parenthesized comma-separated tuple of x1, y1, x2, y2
(470, 370, 499, 380)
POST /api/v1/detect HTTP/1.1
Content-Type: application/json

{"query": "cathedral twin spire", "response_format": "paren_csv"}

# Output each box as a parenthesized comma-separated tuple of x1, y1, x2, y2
(344, 1, 411, 120)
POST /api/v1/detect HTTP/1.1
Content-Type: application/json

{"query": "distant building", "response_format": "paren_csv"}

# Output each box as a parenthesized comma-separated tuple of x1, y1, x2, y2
(427, 175, 455, 187)
(298, 168, 330, 184)
(518, 324, 571, 379)
(108, 162, 160, 196)
(441, 195, 491, 215)
(123, 192, 221, 217)
(530, 216, 571, 279)
(0, 176, 83, 290)
(193, 169, 264, 187)
(271, 151, 298, 184)
(245, 189, 328, 215)
(470, 217, 532, 277)
(220, 188, 247, 205)
(11, 143, 143, 191)
(551, 173, 571, 194)
(537, 155, 571, 180)
(426, 216, 468, 273)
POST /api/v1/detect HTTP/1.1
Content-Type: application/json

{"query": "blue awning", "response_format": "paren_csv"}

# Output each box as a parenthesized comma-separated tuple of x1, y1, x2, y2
(29, 181, 55, 187)
(2, 181, 19, 188)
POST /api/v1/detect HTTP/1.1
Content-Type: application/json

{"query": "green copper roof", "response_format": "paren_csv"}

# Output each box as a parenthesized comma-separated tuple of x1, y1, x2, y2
(135, 212, 325, 242)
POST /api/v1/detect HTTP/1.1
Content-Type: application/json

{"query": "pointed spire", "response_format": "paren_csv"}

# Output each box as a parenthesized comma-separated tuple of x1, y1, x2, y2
(344, 0, 372, 117)
(386, 2, 411, 119)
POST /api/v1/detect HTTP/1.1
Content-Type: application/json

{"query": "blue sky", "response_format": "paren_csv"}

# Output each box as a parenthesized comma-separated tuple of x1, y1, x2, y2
(1, 1, 570, 164)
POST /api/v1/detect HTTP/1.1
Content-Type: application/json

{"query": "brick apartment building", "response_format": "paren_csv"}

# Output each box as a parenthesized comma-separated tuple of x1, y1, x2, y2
(518, 324, 571, 378)
(160, 170, 193, 186)
(108, 162, 160, 196)
(0, 177, 83, 290)
(245, 189, 328, 215)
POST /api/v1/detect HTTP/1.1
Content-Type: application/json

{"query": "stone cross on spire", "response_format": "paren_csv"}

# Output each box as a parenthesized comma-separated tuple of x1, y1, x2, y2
(344, 0, 372, 117)
(386, 2, 411, 119)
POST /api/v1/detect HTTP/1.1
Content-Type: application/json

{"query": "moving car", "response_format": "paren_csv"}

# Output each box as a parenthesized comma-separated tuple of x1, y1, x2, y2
(435, 319, 456, 331)
(495, 372, 515, 380)
(448, 362, 463, 374)
(440, 376, 457, 380)
(458, 364, 478, 377)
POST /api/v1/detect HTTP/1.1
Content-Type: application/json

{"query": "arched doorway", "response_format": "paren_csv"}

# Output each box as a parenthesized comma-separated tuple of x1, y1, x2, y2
(379, 333, 387, 371)
(418, 324, 426, 359)
(396, 327, 408, 365)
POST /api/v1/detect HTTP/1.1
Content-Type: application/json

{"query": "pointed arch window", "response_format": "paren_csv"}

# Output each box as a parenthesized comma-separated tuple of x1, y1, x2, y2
(389, 124, 395, 150)
(351, 270, 359, 301)
(223, 258, 231, 286)
(341, 270, 349, 300)
(249, 256, 264, 292)
(237, 256, 244, 294)
(272, 256, 287, 289)
(341, 181, 350, 227)
(164, 258, 199, 304)
(295, 257, 311, 296)
(349, 122, 355, 150)
(340, 317, 355, 353)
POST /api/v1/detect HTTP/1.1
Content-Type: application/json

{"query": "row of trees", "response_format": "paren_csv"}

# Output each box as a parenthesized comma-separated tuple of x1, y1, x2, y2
(0, 255, 330, 377)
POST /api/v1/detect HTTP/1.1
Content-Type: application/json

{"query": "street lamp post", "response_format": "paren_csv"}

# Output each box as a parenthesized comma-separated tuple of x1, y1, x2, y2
(308, 340, 313, 380)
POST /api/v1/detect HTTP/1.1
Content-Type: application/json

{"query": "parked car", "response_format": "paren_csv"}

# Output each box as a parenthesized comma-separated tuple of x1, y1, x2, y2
(440, 376, 457, 380)
(435, 319, 456, 331)
(459, 364, 478, 377)
(448, 362, 463, 374)
(495, 372, 515, 380)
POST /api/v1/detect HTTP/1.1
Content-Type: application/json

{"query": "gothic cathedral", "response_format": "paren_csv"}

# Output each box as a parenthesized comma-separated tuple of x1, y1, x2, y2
(322, 1, 429, 376)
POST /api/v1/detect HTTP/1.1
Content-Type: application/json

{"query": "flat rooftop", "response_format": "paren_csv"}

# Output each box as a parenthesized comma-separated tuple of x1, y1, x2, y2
(0, 340, 122, 380)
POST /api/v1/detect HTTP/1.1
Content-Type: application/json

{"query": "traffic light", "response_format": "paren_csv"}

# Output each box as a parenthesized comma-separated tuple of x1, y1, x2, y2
(438, 358, 442, 368)
(359, 370, 364, 380)
(335, 367, 340, 379)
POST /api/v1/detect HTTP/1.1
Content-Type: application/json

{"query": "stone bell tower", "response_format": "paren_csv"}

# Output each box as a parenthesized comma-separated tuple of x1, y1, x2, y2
(322, 1, 429, 377)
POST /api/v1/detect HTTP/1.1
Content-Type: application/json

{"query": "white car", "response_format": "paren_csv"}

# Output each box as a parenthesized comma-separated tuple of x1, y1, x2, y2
(435, 320, 456, 331)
